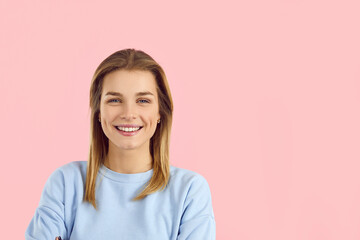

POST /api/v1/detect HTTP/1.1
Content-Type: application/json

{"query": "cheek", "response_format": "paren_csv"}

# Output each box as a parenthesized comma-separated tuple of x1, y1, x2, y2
(145, 116, 157, 125)
(143, 112, 159, 126)
(102, 106, 118, 120)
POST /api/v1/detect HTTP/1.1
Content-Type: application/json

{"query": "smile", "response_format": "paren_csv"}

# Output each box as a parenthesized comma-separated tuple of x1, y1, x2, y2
(116, 126, 142, 132)
(114, 125, 143, 136)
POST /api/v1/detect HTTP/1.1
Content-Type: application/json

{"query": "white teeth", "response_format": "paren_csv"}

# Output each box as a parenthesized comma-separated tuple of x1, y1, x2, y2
(116, 126, 141, 132)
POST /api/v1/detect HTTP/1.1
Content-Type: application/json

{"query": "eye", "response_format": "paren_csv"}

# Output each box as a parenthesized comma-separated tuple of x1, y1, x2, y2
(107, 99, 121, 103)
(138, 99, 150, 103)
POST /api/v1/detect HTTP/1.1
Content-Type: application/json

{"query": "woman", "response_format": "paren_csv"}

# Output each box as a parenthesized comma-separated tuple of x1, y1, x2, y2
(25, 49, 216, 240)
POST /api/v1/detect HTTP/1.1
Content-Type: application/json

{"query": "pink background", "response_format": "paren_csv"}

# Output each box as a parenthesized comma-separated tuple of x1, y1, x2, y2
(1, 0, 360, 239)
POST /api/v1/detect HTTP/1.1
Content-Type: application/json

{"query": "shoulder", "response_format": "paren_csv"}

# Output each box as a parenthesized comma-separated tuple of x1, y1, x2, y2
(57, 160, 87, 173)
(40, 161, 87, 205)
(49, 161, 87, 180)
(169, 166, 212, 197)
(169, 166, 215, 221)
(170, 166, 208, 183)
(42, 161, 87, 193)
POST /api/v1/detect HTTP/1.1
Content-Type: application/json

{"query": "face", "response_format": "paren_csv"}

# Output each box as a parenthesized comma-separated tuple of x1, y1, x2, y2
(99, 70, 161, 152)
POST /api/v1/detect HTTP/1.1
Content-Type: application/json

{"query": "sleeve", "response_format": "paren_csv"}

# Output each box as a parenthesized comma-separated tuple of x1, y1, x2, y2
(25, 168, 67, 240)
(177, 175, 216, 240)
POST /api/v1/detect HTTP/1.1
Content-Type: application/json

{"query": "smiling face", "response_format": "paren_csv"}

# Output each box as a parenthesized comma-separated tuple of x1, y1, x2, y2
(99, 69, 160, 152)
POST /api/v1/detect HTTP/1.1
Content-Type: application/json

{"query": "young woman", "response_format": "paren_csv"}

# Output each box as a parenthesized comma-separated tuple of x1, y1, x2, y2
(25, 49, 216, 240)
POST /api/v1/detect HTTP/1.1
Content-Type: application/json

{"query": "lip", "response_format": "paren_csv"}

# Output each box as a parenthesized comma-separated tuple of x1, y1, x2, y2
(116, 124, 143, 128)
(114, 125, 142, 136)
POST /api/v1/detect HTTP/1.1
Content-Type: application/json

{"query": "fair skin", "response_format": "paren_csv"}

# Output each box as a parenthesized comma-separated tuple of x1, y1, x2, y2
(99, 69, 161, 174)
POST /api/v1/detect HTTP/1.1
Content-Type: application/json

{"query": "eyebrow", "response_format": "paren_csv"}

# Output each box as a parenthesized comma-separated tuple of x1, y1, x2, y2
(105, 91, 155, 97)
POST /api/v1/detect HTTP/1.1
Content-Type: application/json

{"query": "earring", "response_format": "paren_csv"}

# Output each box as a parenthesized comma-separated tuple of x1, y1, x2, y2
(157, 119, 161, 123)
(98, 118, 101, 122)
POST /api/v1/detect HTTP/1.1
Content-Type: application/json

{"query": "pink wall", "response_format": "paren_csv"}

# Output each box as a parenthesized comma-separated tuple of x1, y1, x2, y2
(1, 0, 360, 239)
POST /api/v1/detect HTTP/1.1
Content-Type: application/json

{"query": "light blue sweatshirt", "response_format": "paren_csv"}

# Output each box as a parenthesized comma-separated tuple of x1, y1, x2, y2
(25, 161, 216, 240)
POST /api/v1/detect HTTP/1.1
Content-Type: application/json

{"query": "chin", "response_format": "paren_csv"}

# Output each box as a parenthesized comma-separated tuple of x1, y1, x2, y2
(110, 139, 148, 151)
(118, 144, 138, 150)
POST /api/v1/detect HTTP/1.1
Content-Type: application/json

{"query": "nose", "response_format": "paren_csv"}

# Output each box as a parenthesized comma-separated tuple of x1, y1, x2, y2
(120, 102, 137, 120)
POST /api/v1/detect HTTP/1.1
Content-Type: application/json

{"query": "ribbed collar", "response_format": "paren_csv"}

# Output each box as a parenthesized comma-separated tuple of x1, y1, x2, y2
(99, 164, 154, 183)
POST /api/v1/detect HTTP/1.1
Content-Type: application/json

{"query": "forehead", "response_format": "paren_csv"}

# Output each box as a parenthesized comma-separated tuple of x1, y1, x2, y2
(102, 70, 158, 95)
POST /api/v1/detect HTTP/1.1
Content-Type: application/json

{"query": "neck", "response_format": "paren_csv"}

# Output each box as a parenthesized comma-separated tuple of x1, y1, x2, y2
(104, 141, 153, 174)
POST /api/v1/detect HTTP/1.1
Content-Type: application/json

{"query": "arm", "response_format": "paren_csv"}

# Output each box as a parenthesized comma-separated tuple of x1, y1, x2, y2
(25, 168, 67, 240)
(177, 175, 216, 240)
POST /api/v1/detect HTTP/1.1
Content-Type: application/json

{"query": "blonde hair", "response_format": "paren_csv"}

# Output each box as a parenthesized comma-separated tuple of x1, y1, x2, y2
(84, 49, 173, 209)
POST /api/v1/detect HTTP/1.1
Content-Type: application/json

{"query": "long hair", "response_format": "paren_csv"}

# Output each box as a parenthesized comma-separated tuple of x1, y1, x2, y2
(84, 49, 173, 209)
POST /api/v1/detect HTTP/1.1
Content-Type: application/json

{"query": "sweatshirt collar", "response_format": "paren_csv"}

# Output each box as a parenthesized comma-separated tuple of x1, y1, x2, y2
(99, 164, 154, 183)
